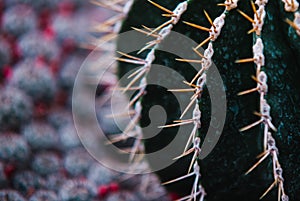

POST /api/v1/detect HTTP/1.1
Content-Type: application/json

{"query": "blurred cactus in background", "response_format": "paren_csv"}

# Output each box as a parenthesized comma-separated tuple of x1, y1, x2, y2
(0, 0, 170, 200)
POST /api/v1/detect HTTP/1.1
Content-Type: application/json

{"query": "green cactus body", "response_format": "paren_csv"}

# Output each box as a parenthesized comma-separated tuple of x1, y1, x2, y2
(117, 0, 300, 200)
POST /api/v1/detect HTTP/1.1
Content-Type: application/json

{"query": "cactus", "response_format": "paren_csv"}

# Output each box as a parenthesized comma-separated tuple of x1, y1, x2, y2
(28, 190, 59, 201)
(95, 0, 300, 200)
(58, 179, 97, 201)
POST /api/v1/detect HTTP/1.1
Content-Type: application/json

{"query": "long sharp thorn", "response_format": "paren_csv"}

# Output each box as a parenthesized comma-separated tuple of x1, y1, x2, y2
(115, 57, 146, 65)
(251, 75, 262, 84)
(148, 19, 173, 36)
(253, 111, 262, 117)
(80, 43, 97, 50)
(180, 96, 198, 119)
(217, 3, 227, 7)
(183, 80, 199, 88)
(285, 18, 300, 31)
(124, 119, 139, 134)
(247, 27, 257, 34)
(176, 58, 203, 63)
(162, 172, 195, 185)
(195, 36, 213, 50)
(239, 119, 263, 132)
(142, 25, 157, 33)
(199, 193, 205, 201)
(105, 110, 135, 118)
(93, 24, 113, 32)
(127, 67, 144, 79)
(158, 121, 192, 129)
(237, 10, 255, 23)
(124, 69, 147, 92)
(111, 0, 126, 5)
(107, 133, 133, 144)
(264, 126, 268, 151)
(174, 119, 194, 123)
(245, 151, 270, 175)
(117, 51, 144, 61)
(162, 13, 177, 17)
(128, 93, 143, 108)
(238, 87, 258, 96)
(174, 148, 195, 160)
(267, 119, 278, 132)
(278, 182, 281, 201)
(183, 21, 211, 32)
(188, 153, 198, 173)
(235, 58, 256, 63)
(259, 179, 278, 200)
(203, 10, 215, 29)
(190, 90, 201, 100)
(90, 0, 123, 12)
(192, 175, 200, 200)
(193, 48, 206, 59)
(250, 1, 259, 20)
(190, 67, 205, 84)
(184, 125, 197, 153)
(95, 33, 117, 44)
(147, 0, 174, 14)
(131, 27, 159, 38)
(129, 139, 141, 162)
(138, 42, 157, 54)
(109, 136, 127, 144)
(256, 150, 269, 159)
(175, 192, 200, 201)
(168, 88, 195, 92)
(103, 14, 124, 26)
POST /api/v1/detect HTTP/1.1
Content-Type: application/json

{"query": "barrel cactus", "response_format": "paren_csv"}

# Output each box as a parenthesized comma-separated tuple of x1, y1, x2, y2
(95, 0, 300, 200)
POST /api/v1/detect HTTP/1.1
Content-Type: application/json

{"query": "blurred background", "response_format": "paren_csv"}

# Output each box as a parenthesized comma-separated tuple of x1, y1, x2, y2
(0, 0, 171, 200)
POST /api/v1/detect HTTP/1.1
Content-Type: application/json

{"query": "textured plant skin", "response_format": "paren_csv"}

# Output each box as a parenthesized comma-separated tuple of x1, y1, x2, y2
(117, 0, 300, 200)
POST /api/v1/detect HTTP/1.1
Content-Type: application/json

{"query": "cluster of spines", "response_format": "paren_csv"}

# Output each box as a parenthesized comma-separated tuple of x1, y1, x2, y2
(90, 0, 134, 50)
(97, 0, 189, 167)
(236, 0, 299, 200)
(160, 1, 241, 201)
(120, 0, 188, 164)
(90, 0, 140, 163)
(282, 0, 300, 35)
(103, 0, 236, 200)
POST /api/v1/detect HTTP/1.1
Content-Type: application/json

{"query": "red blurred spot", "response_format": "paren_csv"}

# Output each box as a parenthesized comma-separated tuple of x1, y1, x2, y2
(11, 42, 21, 61)
(35, 57, 46, 68)
(60, 168, 69, 177)
(62, 39, 76, 54)
(43, 26, 56, 41)
(54, 90, 68, 106)
(59, 1, 75, 15)
(98, 185, 110, 198)
(50, 60, 60, 74)
(39, 10, 51, 29)
(169, 192, 180, 201)
(108, 182, 119, 192)
(2, 65, 12, 80)
(0, 1, 3, 27)
(34, 102, 48, 117)
(4, 164, 16, 178)
(27, 187, 35, 197)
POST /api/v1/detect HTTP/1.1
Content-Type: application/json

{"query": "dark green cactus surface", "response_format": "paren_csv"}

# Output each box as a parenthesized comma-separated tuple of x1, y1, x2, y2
(118, 0, 300, 200)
